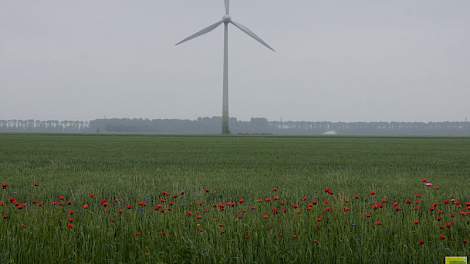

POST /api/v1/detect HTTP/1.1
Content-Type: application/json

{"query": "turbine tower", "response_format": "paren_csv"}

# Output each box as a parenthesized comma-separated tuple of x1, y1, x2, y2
(176, 0, 275, 135)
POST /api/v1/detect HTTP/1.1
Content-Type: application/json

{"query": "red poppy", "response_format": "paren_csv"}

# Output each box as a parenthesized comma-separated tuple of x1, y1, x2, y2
(68, 210, 75, 215)
(58, 195, 65, 201)
(82, 204, 89, 209)
(307, 203, 314, 212)
(15, 203, 26, 210)
(370, 192, 376, 196)
(272, 207, 279, 215)
(343, 207, 351, 213)
(239, 198, 245, 205)
(262, 213, 269, 220)
(439, 234, 446, 240)
(265, 197, 271, 203)
(414, 220, 420, 225)
(0, 201, 4, 207)
(196, 214, 203, 220)
(420, 178, 429, 183)
(186, 211, 193, 217)
(138, 201, 147, 208)
(100, 199, 109, 207)
(415, 194, 423, 198)
(10, 198, 17, 205)
(161, 191, 170, 197)
(67, 223, 74, 230)
(303, 195, 308, 202)
(324, 188, 334, 196)
(88, 193, 95, 199)
(292, 204, 299, 209)
(459, 211, 470, 216)
(419, 240, 425, 246)
(68, 218, 75, 223)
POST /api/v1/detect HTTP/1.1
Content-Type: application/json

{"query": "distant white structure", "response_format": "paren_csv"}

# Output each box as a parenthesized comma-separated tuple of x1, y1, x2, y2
(323, 130, 338, 135)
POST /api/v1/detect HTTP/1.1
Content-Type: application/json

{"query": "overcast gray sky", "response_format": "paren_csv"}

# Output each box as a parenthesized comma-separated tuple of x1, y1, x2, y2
(1, 0, 469, 122)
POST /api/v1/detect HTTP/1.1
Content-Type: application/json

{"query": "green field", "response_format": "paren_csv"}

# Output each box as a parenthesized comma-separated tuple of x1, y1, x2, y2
(0, 134, 469, 263)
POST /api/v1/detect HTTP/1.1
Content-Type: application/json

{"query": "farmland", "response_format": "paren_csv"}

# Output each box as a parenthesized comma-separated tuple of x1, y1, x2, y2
(0, 134, 469, 263)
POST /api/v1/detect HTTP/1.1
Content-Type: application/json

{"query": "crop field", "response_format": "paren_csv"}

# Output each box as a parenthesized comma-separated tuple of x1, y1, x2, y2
(0, 134, 469, 263)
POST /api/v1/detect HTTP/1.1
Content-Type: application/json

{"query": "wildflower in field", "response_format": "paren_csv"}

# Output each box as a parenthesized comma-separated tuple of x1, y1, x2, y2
(424, 182, 433, 188)
(186, 211, 193, 217)
(374, 220, 382, 226)
(307, 203, 314, 212)
(100, 199, 109, 207)
(343, 207, 351, 213)
(415, 193, 423, 198)
(1, 183, 8, 190)
(10, 198, 17, 205)
(419, 240, 425, 247)
(196, 214, 202, 220)
(272, 207, 279, 215)
(439, 234, 446, 240)
(58, 195, 65, 201)
(88, 193, 95, 199)
(459, 211, 470, 216)
(323, 199, 330, 205)
(161, 191, 169, 197)
(414, 220, 420, 225)
(82, 204, 89, 209)
(421, 178, 429, 183)
(127, 205, 133, 209)
(16, 203, 26, 210)
(0, 201, 4, 207)
(154, 204, 163, 211)
(303, 195, 308, 202)
(265, 197, 271, 203)
(138, 201, 147, 208)
(262, 213, 270, 220)
(68, 210, 75, 215)
(324, 188, 334, 196)
(68, 218, 74, 223)
(239, 198, 245, 205)
(370, 192, 376, 196)
(67, 223, 74, 230)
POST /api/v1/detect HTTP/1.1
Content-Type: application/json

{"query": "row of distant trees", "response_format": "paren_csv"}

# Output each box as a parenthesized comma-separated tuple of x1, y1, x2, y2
(1, 118, 470, 136)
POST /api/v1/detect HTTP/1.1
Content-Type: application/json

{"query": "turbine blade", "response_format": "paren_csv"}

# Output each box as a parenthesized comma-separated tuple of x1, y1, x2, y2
(225, 0, 230, 14)
(230, 21, 275, 52)
(176, 20, 223, 46)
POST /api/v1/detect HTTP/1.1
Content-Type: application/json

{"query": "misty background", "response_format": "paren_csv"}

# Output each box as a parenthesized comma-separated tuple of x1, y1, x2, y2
(1, 0, 469, 122)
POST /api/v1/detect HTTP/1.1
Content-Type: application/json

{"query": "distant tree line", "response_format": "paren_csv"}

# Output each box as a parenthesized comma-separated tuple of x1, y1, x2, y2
(1, 118, 470, 136)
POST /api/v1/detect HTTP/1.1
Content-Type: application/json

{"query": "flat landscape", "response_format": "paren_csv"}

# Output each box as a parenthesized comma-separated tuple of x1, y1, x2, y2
(0, 134, 469, 263)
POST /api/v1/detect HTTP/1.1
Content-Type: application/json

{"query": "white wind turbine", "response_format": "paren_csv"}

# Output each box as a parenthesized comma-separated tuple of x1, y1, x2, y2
(176, 0, 275, 135)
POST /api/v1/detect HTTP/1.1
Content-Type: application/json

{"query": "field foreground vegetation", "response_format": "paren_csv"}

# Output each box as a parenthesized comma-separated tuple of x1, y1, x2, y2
(0, 134, 469, 263)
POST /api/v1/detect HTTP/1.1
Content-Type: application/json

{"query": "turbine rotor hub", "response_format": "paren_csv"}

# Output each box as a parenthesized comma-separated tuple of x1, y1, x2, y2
(222, 15, 231, 23)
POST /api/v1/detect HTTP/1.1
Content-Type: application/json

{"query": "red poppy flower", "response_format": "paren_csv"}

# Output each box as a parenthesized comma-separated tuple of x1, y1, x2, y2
(415, 194, 423, 198)
(265, 197, 271, 203)
(160, 198, 166, 203)
(67, 223, 74, 230)
(439, 234, 446, 240)
(0, 201, 4, 207)
(196, 214, 202, 220)
(414, 220, 420, 225)
(68, 218, 75, 223)
(324, 188, 334, 196)
(374, 220, 382, 226)
(272, 207, 279, 215)
(154, 204, 163, 211)
(307, 203, 314, 212)
(239, 198, 245, 205)
(68, 210, 75, 215)
(303, 195, 308, 202)
(419, 240, 425, 246)
(292, 204, 299, 209)
(343, 207, 351, 213)
(161, 192, 169, 197)
(100, 199, 108, 207)
(262, 213, 269, 220)
(186, 211, 193, 217)
(10, 198, 17, 205)
(421, 178, 428, 183)
(459, 211, 470, 216)
(58, 195, 65, 201)
(88, 193, 95, 199)
(15, 203, 26, 210)
(82, 204, 89, 209)
(138, 201, 147, 208)
(370, 192, 376, 196)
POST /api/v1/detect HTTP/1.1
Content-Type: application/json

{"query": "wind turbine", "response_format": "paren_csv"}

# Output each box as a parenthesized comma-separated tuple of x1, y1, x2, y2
(176, 0, 275, 135)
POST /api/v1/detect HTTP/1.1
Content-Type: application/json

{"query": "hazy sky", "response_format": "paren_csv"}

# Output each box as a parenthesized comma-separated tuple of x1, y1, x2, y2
(1, 0, 469, 122)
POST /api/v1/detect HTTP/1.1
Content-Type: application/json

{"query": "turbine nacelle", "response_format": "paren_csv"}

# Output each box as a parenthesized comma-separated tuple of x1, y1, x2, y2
(222, 15, 231, 23)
